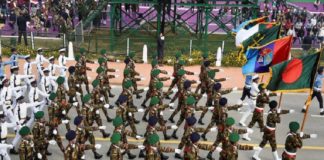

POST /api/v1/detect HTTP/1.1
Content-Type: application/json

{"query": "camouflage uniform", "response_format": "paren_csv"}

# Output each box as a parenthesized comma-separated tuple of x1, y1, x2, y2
(67, 67, 82, 115)
(125, 53, 144, 98)
(219, 133, 254, 160)
(64, 130, 96, 160)
(75, 51, 94, 93)
(32, 112, 51, 159)
(92, 78, 113, 122)
(18, 126, 34, 160)
(145, 134, 176, 160)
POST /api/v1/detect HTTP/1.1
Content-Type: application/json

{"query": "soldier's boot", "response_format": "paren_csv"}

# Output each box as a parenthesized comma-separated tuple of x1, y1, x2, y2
(252, 147, 262, 160)
(139, 149, 145, 158)
(163, 131, 171, 140)
(100, 130, 110, 138)
(272, 151, 281, 160)
(141, 100, 147, 108)
(94, 151, 103, 159)
(198, 117, 205, 125)
(207, 151, 213, 160)
(103, 110, 113, 122)
(142, 109, 149, 122)
(201, 133, 208, 141)
(108, 90, 115, 98)
(127, 151, 136, 159)
(65, 123, 71, 131)
(46, 144, 52, 155)
(161, 153, 169, 160)
(172, 130, 178, 139)
(9, 148, 19, 154)
(175, 153, 182, 159)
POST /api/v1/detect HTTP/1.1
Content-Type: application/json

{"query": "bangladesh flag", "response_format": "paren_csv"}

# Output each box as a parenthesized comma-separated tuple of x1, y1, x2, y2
(266, 53, 321, 92)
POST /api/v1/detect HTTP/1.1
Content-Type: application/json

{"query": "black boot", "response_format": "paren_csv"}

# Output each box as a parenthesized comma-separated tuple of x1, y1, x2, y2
(172, 130, 178, 139)
(136, 94, 142, 99)
(301, 108, 306, 113)
(201, 134, 207, 141)
(127, 151, 136, 159)
(10, 148, 18, 154)
(101, 130, 110, 138)
(139, 149, 145, 158)
(161, 153, 169, 160)
(207, 151, 213, 160)
(198, 118, 205, 125)
(175, 153, 182, 159)
(142, 116, 148, 122)
(94, 151, 103, 159)
(46, 150, 52, 156)
(168, 117, 175, 123)
(141, 103, 147, 108)
(164, 134, 171, 140)
(109, 93, 115, 98)
(107, 116, 113, 122)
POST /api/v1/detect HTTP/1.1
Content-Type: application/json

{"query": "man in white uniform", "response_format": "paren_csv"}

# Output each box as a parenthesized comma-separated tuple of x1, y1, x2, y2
(0, 111, 18, 160)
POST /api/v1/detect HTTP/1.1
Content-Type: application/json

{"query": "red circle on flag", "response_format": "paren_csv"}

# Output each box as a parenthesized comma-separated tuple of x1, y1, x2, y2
(282, 59, 303, 84)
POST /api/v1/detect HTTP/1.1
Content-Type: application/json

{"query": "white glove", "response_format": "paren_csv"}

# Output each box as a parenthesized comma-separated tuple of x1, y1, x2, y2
(115, 75, 120, 78)
(208, 107, 214, 110)
(76, 92, 81, 96)
(49, 140, 56, 145)
(76, 84, 80, 87)
(188, 58, 193, 62)
(144, 87, 149, 91)
(310, 134, 318, 139)
(140, 77, 146, 80)
(225, 77, 231, 80)
(171, 125, 178, 129)
(81, 155, 85, 159)
(100, 97, 104, 101)
(247, 128, 254, 134)
(98, 126, 106, 130)
(169, 103, 175, 107)
(53, 129, 57, 135)
(73, 102, 78, 107)
(160, 111, 164, 116)
(62, 120, 69, 124)
(216, 147, 222, 152)
(300, 132, 304, 137)
(210, 127, 217, 132)
(167, 59, 172, 63)
(37, 153, 42, 159)
(116, 59, 120, 63)
(115, 69, 120, 72)
(128, 112, 132, 116)
(167, 73, 172, 76)
(289, 109, 295, 113)
(170, 77, 175, 80)
(172, 88, 178, 93)
(136, 135, 144, 139)
(194, 72, 199, 75)
(266, 91, 270, 96)
(62, 110, 66, 115)
(95, 110, 100, 114)
(197, 80, 201, 84)
(203, 94, 207, 98)
(95, 144, 102, 149)
(104, 104, 110, 109)
(277, 108, 281, 113)
(138, 108, 145, 112)
(151, 147, 157, 151)
(175, 149, 182, 154)
(232, 87, 238, 91)
(72, 97, 76, 101)
(253, 147, 262, 150)
(138, 145, 145, 150)
(5, 144, 13, 149)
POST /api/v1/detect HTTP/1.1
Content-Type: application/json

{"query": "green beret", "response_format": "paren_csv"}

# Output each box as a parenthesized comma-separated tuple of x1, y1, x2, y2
(151, 69, 160, 77)
(92, 79, 100, 88)
(82, 94, 91, 103)
(225, 117, 235, 126)
(19, 126, 30, 136)
(289, 121, 300, 133)
(129, 52, 135, 58)
(186, 96, 196, 105)
(56, 77, 65, 85)
(111, 133, 122, 144)
(175, 52, 181, 58)
(96, 67, 105, 74)
(208, 70, 216, 79)
(113, 116, 123, 127)
(80, 48, 86, 54)
(178, 60, 185, 66)
(49, 92, 57, 101)
(177, 69, 185, 76)
(154, 81, 163, 89)
(229, 133, 240, 143)
(124, 69, 130, 76)
(75, 55, 80, 61)
(123, 80, 132, 89)
(98, 57, 106, 64)
(34, 111, 44, 119)
(148, 133, 160, 145)
(150, 96, 160, 106)
(100, 49, 107, 55)
(202, 52, 209, 58)
(151, 59, 158, 66)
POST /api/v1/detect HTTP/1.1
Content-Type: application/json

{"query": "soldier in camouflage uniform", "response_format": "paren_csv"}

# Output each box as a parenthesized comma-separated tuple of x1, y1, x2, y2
(281, 122, 317, 160)
(201, 97, 242, 141)
(165, 52, 181, 99)
(99, 49, 119, 97)
(75, 48, 94, 94)
(247, 84, 277, 132)
(91, 78, 113, 122)
(18, 126, 34, 160)
(183, 132, 216, 160)
(73, 115, 105, 159)
(206, 117, 253, 159)
(252, 100, 294, 160)
(145, 133, 181, 160)
(219, 133, 255, 160)
(55, 77, 71, 131)
(32, 111, 52, 159)
(67, 66, 82, 115)
(64, 130, 101, 160)
(124, 52, 144, 99)
(174, 116, 216, 159)
(97, 59, 116, 102)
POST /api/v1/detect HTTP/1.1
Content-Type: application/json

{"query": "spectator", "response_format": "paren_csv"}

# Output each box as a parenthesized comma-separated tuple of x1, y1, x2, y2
(17, 10, 30, 46)
(157, 32, 165, 66)
(287, 26, 296, 43)
(302, 32, 313, 56)
(295, 19, 304, 44)
(318, 26, 324, 43)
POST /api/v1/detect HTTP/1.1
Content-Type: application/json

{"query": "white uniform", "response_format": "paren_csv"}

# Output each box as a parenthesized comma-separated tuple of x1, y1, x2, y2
(58, 55, 68, 76)
(0, 86, 24, 124)
(28, 87, 48, 112)
(9, 74, 32, 96)
(240, 81, 260, 125)
(39, 75, 57, 94)
(23, 61, 38, 76)
(35, 54, 49, 65)
(48, 63, 65, 77)
(0, 122, 15, 160)
(14, 101, 44, 124)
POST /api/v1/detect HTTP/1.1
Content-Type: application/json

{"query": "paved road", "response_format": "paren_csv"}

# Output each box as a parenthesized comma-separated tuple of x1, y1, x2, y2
(8, 86, 324, 160)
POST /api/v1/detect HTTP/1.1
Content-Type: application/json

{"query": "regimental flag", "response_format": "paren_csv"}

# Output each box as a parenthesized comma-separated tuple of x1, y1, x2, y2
(232, 16, 268, 34)
(266, 52, 321, 92)
(242, 36, 292, 75)
(241, 24, 281, 53)
(235, 22, 275, 47)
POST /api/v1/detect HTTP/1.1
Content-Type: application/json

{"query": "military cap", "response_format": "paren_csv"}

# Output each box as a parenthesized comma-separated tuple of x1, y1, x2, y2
(177, 69, 185, 76)
(25, 55, 30, 59)
(59, 48, 66, 52)
(213, 83, 222, 91)
(202, 52, 209, 58)
(289, 121, 300, 133)
(123, 80, 132, 88)
(203, 60, 211, 67)
(186, 116, 197, 126)
(80, 48, 86, 54)
(186, 96, 196, 105)
(184, 80, 191, 89)
(56, 77, 65, 85)
(152, 52, 158, 59)
(65, 130, 76, 141)
(151, 69, 160, 77)
(74, 116, 83, 126)
(219, 97, 228, 106)
(10, 66, 18, 70)
(154, 81, 163, 89)
(82, 94, 91, 103)
(148, 133, 160, 145)
(124, 58, 130, 64)
(49, 56, 55, 61)
(111, 133, 122, 144)
(19, 126, 30, 136)
(151, 59, 158, 67)
(225, 117, 235, 126)
(113, 116, 123, 127)
(100, 49, 107, 55)
(148, 116, 158, 126)
(269, 100, 278, 109)
(252, 74, 259, 80)
(34, 111, 44, 119)
(178, 60, 185, 66)
(96, 67, 105, 74)
(37, 48, 43, 52)
(98, 57, 106, 64)
(208, 70, 215, 79)
(49, 93, 57, 101)
(150, 96, 160, 106)
(190, 132, 200, 143)
(92, 79, 100, 88)
(68, 66, 76, 73)
(229, 133, 240, 143)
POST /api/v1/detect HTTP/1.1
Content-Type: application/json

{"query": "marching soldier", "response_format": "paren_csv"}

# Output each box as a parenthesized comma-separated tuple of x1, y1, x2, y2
(39, 68, 57, 95)
(23, 55, 37, 76)
(183, 132, 216, 160)
(10, 66, 32, 96)
(28, 79, 49, 112)
(48, 57, 66, 77)
(18, 126, 34, 160)
(75, 48, 94, 94)
(165, 52, 181, 99)
(201, 97, 242, 141)
(67, 66, 82, 115)
(91, 79, 113, 122)
(10, 48, 27, 67)
(252, 100, 295, 160)
(281, 122, 317, 160)
(99, 49, 119, 97)
(14, 95, 45, 125)
(237, 75, 252, 105)
(58, 48, 68, 76)
(96, 64, 115, 104)
(0, 111, 17, 159)
(124, 52, 144, 99)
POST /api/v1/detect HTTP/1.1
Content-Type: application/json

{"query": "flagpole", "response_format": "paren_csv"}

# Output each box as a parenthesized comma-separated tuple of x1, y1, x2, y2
(301, 48, 324, 131)
(278, 92, 283, 109)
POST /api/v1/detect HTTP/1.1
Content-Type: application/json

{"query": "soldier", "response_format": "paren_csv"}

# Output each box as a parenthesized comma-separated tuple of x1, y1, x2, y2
(99, 49, 119, 97)
(145, 133, 181, 160)
(75, 48, 94, 93)
(201, 97, 242, 141)
(252, 100, 295, 160)
(165, 52, 182, 99)
(0, 111, 17, 159)
(28, 79, 49, 112)
(237, 75, 252, 105)
(56, 77, 72, 127)
(48, 57, 66, 77)
(206, 117, 253, 159)
(124, 52, 144, 99)
(91, 79, 113, 122)
(281, 122, 317, 160)
(39, 68, 57, 96)
(32, 111, 53, 160)
(10, 48, 26, 67)
(58, 48, 68, 76)
(247, 84, 276, 132)
(10, 66, 32, 96)
(67, 66, 81, 115)
(14, 95, 45, 125)
(35, 48, 49, 65)
(23, 55, 37, 76)
(109, 132, 144, 160)
(96, 64, 115, 104)
(183, 132, 216, 159)
(73, 116, 105, 159)
(18, 126, 34, 160)
(219, 133, 256, 160)
(174, 116, 216, 159)
(64, 130, 101, 160)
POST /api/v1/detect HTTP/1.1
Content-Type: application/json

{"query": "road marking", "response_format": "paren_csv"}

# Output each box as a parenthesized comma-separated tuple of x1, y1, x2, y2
(311, 115, 324, 118)
(7, 134, 324, 151)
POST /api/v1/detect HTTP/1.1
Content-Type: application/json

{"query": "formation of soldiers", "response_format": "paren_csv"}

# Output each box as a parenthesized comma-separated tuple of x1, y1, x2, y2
(0, 47, 319, 160)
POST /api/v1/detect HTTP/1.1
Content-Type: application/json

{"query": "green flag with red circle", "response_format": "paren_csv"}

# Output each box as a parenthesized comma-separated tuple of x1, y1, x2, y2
(266, 52, 320, 92)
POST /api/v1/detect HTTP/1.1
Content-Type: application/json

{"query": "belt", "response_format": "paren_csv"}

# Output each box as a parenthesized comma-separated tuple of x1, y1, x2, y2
(255, 107, 264, 113)
(245, 85, 251, 88)
(250, 96, 257, 100)
(266, 126, 276, 131)
(6, 106, 11, 110)
(284, 150, 296, 158)
(313, 88, 321, 92)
